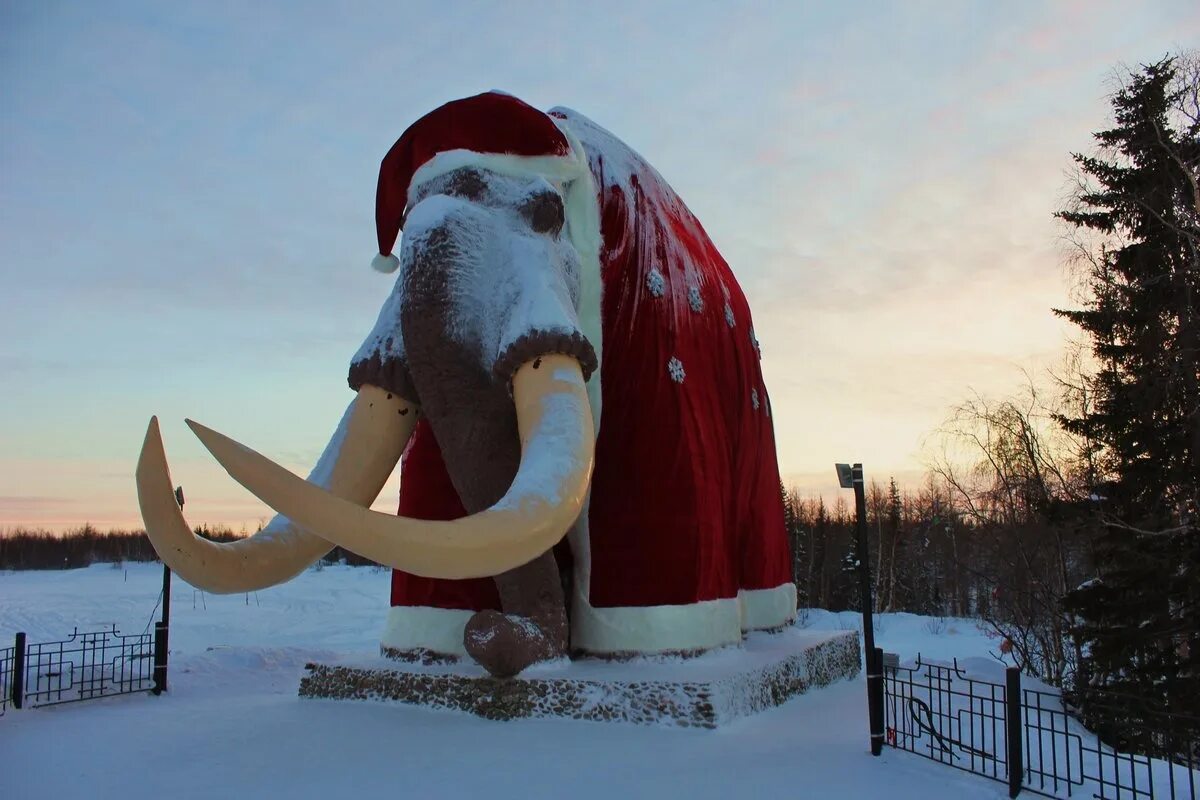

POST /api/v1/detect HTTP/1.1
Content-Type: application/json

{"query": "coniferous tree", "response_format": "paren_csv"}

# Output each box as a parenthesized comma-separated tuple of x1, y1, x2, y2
(1056, 56, 1200, 742)
(782, 486, 807, 606)
(809, 499, 830, 608)
(883, 478, 908, 611)
(840, 534, 862, 612)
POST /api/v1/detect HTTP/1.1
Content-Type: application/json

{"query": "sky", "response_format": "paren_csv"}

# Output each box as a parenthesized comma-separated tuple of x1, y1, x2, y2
(2, 1, 1198, 532)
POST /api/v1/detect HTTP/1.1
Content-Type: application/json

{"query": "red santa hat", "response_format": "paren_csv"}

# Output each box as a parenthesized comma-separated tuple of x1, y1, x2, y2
(371, 91, 595, 273)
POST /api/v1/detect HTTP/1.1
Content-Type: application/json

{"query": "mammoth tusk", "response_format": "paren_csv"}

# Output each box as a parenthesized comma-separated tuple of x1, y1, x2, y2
(190, 354, 595, 580)
(136, 384, 415, 593)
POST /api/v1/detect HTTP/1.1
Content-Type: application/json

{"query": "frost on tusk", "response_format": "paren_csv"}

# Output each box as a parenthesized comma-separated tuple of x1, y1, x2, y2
(134, 385, 414, 594)
(192, 354, 596, 580)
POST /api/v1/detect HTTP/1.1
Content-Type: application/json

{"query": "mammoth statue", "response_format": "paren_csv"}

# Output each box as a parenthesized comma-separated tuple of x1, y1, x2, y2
(138, 92, 796, 678)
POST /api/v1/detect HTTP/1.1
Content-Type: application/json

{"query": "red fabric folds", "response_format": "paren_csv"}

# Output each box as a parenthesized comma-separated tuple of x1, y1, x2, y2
(389, 419, 500, 612)
(575, 110, 791, 606)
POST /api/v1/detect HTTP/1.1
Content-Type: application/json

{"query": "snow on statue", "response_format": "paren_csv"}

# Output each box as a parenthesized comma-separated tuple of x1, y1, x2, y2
(136, 92, 797, 678)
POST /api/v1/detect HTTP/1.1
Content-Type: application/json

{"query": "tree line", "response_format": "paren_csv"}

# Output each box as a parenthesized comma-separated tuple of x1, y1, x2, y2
(0, 525, 242, 570)
(0, 525, 379, 571)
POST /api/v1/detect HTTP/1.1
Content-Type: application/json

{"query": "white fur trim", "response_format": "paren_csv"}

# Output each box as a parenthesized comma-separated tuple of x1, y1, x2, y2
(570, 592, 743, 654)
(371, 252, 400, 274)
(739, 584, 797, 632)
(569, 583, 798, 655)
(553, 119, 605, 604)
(379, 586, 796, 658)
(405, 148, 590, 210)
(380, 605, 473, 656)
(553, 119, 605, 437)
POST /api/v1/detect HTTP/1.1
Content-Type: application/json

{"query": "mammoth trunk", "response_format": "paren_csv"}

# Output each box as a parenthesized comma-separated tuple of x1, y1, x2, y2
(347, 180, 604, 668)
(386, 325, 574, 674)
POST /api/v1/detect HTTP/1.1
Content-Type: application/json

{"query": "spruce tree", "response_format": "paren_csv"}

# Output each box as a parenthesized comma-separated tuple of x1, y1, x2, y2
(781, 483, 807, 604)
(810, 499, 830, 608)
(1056, 56, 1199, 748)
(840, 536, 862, 612)
(885, 478, 909, 611)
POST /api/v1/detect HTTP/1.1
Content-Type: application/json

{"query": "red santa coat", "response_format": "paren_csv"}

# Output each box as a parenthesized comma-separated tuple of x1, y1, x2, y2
(381, 101, 795, 657)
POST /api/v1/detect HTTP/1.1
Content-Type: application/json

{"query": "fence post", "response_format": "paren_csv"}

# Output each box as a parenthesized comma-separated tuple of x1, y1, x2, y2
(869, 647, 885, 756)
(12, 632, 25, 710)
(1006, 666, 1023, 798)
(152, 622, 168, 695)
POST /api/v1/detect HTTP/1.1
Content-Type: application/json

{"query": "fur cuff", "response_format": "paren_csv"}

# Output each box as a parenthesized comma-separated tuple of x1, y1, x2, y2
(494, 329, 598, 386)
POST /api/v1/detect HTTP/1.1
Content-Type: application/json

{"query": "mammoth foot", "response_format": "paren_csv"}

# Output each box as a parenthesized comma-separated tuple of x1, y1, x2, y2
(463, 609, 567, 678)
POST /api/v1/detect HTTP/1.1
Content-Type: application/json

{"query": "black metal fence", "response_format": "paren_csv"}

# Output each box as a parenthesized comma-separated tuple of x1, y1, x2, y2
(4, 625, 168, 712)
(880, 650, 1200, 799)
(0, 643, 13, 716)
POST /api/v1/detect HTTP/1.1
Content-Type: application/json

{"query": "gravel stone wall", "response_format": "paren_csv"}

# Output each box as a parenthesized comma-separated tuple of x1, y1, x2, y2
(299, 629, 861, 728)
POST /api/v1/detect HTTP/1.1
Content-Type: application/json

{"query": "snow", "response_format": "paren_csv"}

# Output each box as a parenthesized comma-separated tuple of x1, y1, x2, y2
(351, 118, 608, 406)
(494, 385, 588, 512)
(355, 178, 587, 383)
(351, 272, 407, 366)
(553, 107, 715, 341)
(0, 564, 1039, 799)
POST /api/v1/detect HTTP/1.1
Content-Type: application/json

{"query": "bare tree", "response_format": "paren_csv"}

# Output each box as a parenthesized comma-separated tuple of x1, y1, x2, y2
(928, 378, 1096, 686)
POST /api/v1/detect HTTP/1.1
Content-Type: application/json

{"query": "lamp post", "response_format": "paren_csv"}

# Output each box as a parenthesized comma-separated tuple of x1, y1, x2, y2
(836, 462, 884, 756)
(153, 486, 180, 695)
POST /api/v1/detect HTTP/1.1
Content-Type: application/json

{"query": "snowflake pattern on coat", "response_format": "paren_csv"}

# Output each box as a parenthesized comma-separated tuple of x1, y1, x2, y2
(556, 106, 792, 609)
(646, 267, 665, 298)
(668, 356, 686, 383)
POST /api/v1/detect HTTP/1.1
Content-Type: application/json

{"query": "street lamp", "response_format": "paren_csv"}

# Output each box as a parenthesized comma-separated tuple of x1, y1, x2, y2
(836, 462, 884, 756)
(151, 486, 181, 695)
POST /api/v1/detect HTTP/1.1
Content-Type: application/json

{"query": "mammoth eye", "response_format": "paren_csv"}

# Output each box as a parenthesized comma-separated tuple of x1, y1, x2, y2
(444, 169, 487, 201)
(522, 190, 565, 235)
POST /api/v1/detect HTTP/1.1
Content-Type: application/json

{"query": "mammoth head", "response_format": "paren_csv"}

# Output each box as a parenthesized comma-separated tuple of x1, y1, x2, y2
(352, 165, 597, 422)
(137, 94, 605, 594)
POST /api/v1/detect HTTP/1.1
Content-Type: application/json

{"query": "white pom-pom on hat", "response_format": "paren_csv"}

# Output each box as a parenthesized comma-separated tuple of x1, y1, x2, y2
(372, 253, 401, 274)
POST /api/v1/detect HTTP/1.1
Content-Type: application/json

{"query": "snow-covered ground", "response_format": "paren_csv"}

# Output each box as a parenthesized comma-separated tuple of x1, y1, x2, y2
(0, 563, 1034, 799)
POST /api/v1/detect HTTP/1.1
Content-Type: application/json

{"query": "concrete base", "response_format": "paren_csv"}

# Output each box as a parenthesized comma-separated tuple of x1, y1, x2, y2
(298, 626, 861, 728)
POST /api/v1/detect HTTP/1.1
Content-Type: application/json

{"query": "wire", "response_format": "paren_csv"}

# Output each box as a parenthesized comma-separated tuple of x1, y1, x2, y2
(143, 587, 164, 635)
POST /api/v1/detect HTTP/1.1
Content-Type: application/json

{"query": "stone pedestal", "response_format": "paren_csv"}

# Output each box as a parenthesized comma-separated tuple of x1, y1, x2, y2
(299, 626, 860, 728)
